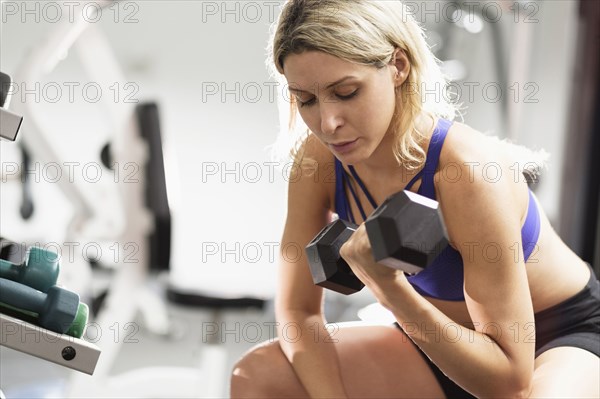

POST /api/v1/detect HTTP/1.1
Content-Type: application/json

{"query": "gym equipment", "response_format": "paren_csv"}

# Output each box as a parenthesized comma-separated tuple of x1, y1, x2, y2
(0, 298, 89, 339)
(0, 278, 85, 335)
(0, 237, 60, 293)
(306, 190, 448, 295)
(0, 71, 23, 141)
(1, 312, 101, 375)
(136, 103, 172, 271)
(306, 219, 364, 295)
(1, 68, 99, 382)
(0, 239, 89, 338)
(5, 2, 202, 396)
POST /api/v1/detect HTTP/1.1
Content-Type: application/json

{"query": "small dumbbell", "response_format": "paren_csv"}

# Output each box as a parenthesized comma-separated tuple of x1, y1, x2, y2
(0, 237, 60, 292)
(0, 278, 87, 336)
(306, 190, 449, 295)
(0, 300, 89, 338)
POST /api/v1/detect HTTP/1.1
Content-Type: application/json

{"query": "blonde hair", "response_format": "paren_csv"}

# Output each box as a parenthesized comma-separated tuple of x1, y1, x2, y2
(266, 0, 457, 170)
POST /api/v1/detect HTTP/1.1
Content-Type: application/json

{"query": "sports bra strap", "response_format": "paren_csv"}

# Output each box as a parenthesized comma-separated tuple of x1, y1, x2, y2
(404, 118, 453, 198)
(348, 165, 378, 209)
(344, 169, 367, 222)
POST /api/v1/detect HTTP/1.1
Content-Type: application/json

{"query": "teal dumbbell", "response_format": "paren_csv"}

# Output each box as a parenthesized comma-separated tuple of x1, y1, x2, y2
(0, 278, 80, 335)
(0, 237, 59, 292)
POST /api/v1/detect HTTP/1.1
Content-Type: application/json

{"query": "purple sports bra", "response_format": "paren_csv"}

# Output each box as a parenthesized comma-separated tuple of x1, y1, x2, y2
(333, 118, 541, 301)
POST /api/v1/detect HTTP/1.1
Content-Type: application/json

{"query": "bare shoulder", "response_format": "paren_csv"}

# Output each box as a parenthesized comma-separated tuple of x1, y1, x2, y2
(440, 121, 520, 173)
(435, 121, 530, 242)
(438, 121, 529, 199)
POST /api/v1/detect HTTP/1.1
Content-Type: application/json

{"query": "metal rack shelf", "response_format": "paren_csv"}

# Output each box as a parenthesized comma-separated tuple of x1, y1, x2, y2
(1, 313, 100, 375)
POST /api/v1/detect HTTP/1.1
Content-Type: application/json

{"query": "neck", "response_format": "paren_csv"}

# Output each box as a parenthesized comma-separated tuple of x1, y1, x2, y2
(356, 113, 436, 176)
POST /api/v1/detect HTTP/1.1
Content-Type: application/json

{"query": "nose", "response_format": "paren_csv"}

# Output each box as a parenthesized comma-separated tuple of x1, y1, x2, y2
(319, 102, 343, 136)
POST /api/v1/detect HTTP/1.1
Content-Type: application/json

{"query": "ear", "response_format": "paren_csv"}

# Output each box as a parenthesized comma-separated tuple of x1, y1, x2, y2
(390, 48, 410, 87)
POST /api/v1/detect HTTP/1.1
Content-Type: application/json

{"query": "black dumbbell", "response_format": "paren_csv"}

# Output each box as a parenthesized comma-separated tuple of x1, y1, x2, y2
(306, 218, 363, 295)
(306, 190, 449, 295)
(0, 278, 80, 334)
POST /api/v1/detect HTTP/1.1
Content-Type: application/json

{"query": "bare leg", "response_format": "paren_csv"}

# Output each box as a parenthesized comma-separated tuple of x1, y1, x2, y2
(230, 324, 446, 398)
(529, 347, 600, 398)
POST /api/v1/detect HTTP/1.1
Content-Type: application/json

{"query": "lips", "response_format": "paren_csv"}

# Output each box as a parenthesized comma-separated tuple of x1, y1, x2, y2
(329, 138, 359, 154)
(329, 139, 357, 146)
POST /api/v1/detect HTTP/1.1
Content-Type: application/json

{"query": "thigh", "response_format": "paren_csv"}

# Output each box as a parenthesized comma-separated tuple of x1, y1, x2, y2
(530, 346, 600, 399)
(232, 323, 446, 399)
(333, 324, 445, 398)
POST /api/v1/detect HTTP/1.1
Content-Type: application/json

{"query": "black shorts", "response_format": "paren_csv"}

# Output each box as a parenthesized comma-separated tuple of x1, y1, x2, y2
(396, 263, 600, 399)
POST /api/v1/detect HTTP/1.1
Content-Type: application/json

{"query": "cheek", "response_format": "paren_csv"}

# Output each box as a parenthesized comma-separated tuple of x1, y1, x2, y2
(359, 87, 397, 132)
(380, 78, 399, 114)
(297, 108, 331, 145)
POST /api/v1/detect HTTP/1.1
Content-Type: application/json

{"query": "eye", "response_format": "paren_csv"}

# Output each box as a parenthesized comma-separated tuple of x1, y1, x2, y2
(336, 89, 358, 100)
(297, 97, 316, 108)
(296, 89, 358, 108)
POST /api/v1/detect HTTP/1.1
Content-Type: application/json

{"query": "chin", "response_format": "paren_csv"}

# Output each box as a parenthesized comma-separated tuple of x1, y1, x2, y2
(334, 150, 369, 166)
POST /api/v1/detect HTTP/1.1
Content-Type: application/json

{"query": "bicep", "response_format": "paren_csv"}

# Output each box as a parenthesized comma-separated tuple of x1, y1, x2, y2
(439, 159, 535, 360)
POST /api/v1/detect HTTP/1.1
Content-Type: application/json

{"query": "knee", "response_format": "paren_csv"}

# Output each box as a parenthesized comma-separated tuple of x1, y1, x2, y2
(230, 339, 285, 398)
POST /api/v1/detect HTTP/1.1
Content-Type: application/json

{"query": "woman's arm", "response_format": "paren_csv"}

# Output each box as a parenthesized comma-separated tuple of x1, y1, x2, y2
(341, 130, 536, 398)
(275, 136, 350, 398)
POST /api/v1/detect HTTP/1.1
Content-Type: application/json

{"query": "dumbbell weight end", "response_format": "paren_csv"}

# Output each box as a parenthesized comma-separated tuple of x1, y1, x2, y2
(365, 191, 449, 274)
(0, 278, 79, 334)
(305, 219, 365, 295)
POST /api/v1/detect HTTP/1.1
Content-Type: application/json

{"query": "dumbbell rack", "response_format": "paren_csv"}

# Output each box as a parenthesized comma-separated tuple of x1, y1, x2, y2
(0, 312, 100, 375)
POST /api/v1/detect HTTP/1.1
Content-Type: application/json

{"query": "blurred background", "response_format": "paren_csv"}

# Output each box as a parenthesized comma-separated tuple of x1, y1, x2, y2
(1, 0, 598, 397)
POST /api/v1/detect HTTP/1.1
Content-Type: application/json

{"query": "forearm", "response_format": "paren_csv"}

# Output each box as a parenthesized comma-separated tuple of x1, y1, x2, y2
(276, 310, 349, 398)
(378, 282, 533, 398)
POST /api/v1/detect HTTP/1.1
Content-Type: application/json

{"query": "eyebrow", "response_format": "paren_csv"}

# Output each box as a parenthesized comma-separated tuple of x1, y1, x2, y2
(288, 76, 358, 94)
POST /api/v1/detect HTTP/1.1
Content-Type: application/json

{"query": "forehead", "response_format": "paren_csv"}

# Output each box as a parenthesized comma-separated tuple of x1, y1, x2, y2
(283, 51, 375, 90)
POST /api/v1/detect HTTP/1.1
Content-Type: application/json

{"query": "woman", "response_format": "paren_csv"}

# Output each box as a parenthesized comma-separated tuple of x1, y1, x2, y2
(230, 1, 600, 397)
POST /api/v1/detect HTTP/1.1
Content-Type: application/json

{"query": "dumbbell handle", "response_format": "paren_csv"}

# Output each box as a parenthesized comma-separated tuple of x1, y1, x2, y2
(0, 278, 47, 313)
(0, 278, 79, 334)
(328, 222, 424, 274)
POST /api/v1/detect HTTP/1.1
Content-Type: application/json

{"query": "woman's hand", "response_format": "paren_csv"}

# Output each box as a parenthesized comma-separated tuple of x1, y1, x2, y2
(339, 223, 410, 300)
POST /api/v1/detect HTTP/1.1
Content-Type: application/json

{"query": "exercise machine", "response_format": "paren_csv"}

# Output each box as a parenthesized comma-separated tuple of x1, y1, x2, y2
(5, 1, 181, 396)
(1, 71, 101, 398)
(4, 1, 260, 396)
(0, 72, 23, 141)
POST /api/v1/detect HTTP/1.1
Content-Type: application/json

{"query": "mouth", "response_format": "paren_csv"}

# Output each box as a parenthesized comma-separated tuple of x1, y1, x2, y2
(329, 138, 359, 153)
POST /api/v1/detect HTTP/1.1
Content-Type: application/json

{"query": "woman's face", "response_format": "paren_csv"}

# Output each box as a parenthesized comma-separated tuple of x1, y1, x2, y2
(283, 51, 400, 165)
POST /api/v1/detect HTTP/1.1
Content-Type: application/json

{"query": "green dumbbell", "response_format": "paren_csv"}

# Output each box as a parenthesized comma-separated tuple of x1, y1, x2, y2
(66, 302, 89, 338)
(0, 301, 89, 338)
(0, 278, 88, 337)
(0, 238, 60, 292)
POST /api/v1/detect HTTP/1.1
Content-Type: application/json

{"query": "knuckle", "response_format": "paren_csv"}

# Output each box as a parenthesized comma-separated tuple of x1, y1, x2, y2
(339, 241, 354, 259)
(339, 242, 349, 257)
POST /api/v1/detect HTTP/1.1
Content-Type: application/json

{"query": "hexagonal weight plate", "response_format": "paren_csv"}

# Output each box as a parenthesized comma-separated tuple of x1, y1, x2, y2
(365, 191, 449, 274)
(305, 219, 364, 295)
